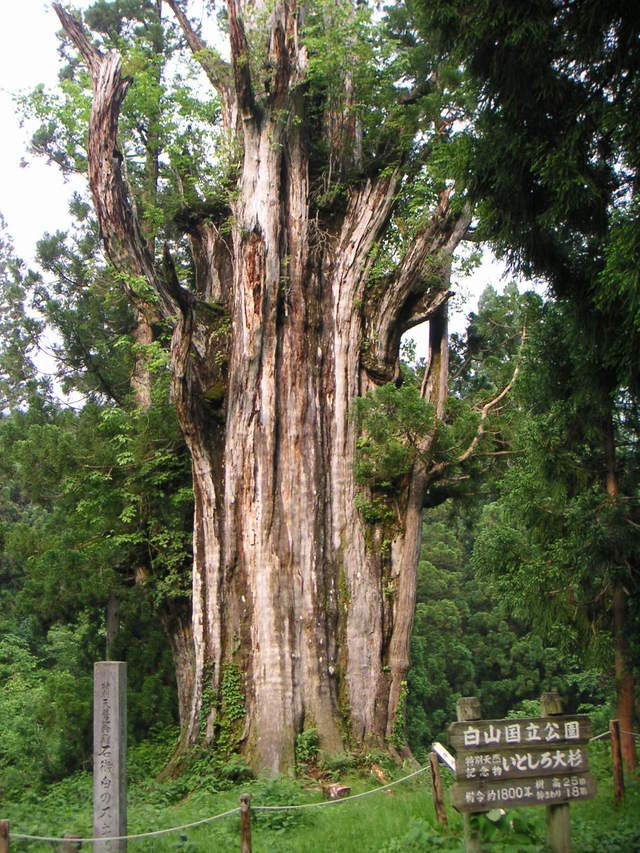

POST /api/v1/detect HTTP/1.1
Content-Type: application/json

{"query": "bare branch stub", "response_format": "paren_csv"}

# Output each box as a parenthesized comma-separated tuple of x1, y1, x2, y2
(52, 3, 103, 79)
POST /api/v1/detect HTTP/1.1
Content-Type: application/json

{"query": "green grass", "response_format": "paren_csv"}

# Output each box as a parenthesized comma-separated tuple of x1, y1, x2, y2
(3, 740, 639, 852)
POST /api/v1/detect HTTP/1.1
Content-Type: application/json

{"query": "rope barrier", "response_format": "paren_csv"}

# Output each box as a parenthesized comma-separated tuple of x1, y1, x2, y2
(252, 765, 430, 812)
(10, 806, 241, 844)
(8, 765, 429, 844)
(589, 729, 640, 741)
(589, 730, 611, 742)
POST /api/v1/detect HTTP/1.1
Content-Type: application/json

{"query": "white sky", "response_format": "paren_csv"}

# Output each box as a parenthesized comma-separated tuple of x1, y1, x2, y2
(0, 2, 85, 261)
(0, 1, 520, 362)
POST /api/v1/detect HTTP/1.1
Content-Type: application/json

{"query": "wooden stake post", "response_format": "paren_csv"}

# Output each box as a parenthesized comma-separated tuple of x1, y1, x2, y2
(610, 719, 625, 803)
(541, 693, 570, 853)
(457, 697, 484, 853)
(428, 751, 448, 827)
(240, 794, 252, 853)
(0, 820, 8, 853)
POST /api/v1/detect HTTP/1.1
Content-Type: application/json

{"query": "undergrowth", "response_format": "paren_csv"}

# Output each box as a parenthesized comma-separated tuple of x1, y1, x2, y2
(3, 732, 639, 852)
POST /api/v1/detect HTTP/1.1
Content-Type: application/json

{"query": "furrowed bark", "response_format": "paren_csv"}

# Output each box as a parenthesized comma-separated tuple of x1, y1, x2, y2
(613, 585, 638, 771)
(159, 601, 195, 730)
(366, 197, 471, 382)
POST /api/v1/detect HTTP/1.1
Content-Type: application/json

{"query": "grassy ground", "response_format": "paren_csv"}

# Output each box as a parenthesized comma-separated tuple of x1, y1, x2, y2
(3, 740, 639, 851)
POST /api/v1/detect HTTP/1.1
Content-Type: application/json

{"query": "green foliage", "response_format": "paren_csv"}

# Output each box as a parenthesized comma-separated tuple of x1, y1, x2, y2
(377, 819, 458, 851)
(389, 680, 408, 750)
(0, 620, 94, 797)
(0, 383, 189, 790)
(354, 383, 435, 493)
(295, 727, 320, 768)
(4, 732, 640, 852)
(250, 775, 313, 833)
(471, 298, 640, 668)
(216, 665, 246, 757)
(0, 216, 45, 408)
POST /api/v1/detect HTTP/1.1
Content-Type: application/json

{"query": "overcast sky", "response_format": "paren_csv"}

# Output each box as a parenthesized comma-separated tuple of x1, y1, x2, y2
(0, 2, 82, 261)
(0, 1, 516, 359)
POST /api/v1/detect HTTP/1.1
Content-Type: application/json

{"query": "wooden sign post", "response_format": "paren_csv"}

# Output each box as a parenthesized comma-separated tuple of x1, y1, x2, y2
(457, 697, 483, 853)
(94, 661, 127, 852)
(541, 693, 570, 853)
(449, 694, 595, 853)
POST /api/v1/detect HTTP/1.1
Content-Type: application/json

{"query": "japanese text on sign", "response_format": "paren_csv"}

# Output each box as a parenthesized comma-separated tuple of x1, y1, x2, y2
(449, 715, 591, 751)
(451, 773, 596, 813)
(459, 747, 588, 781)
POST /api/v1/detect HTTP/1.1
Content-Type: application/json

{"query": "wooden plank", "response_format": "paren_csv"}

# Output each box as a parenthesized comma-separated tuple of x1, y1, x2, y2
(455, 745, 589, 782)
(449, 715, 591, 751)
(451, 772, 597, 813)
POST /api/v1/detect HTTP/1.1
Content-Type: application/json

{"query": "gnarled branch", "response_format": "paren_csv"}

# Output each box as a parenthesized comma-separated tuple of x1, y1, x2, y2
(53, 3, 188, 322)
(364, 194, 472, 382)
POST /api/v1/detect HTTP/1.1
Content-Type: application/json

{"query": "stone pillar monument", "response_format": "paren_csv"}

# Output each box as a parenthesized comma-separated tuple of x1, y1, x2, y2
(94, 662, 127, 852)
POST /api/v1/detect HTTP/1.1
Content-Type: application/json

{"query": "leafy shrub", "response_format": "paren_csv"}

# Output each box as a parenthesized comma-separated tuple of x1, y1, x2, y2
(295, 727, 320, 767)
(250, 775, 314, 832)
(377, 819, 458, 851)
(318, 751, 357, 778)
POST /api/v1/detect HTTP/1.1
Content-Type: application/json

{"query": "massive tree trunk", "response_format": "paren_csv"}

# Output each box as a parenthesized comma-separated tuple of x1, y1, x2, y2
(55, 0, 471, 771)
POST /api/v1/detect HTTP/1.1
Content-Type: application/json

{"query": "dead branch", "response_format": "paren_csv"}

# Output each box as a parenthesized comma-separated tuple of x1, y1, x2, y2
(455, 329, 525, 465)
(427, 323, 527, 485)
(163, 1, 232, 108)
(226, 0, 256, 118)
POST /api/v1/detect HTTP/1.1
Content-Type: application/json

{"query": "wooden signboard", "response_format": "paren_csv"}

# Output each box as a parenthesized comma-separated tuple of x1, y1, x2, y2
(449, 713, 595, 815)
